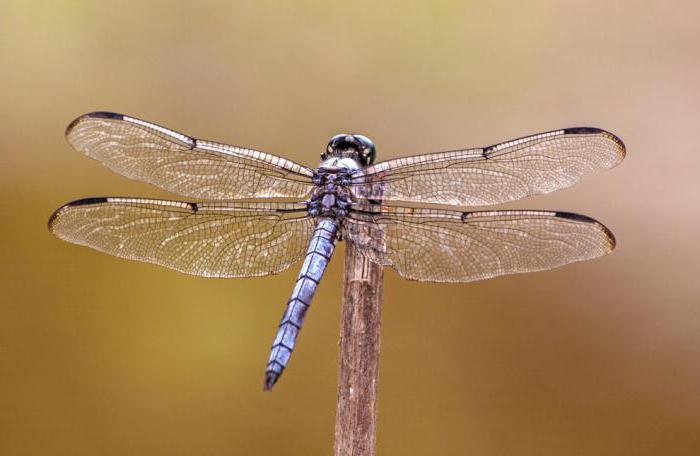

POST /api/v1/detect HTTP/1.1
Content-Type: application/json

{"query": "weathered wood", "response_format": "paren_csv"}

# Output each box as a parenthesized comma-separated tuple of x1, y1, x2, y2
(334, 241, 384, 456)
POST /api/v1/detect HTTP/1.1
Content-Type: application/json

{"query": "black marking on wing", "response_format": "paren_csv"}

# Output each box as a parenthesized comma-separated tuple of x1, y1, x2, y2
(563, 127, 605, 135)
(563, 127, 626, 150)
(48, 197, 108, 227)
(67, 196, 110, 206)
(65, 112, 123, 136)
(555, 211, 616, 247)
(48, 197, 202, 230)
(553, 211, 597, 223)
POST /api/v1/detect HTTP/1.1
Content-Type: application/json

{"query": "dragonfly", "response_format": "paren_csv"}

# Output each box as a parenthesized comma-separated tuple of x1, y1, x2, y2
(49, 112, 625, 390)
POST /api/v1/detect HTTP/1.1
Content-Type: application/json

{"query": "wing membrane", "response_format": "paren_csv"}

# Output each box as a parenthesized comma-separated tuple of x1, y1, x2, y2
(66, 112, 315, 200)
(49, 198, 314, 277)
(350, 128, 625, 206)
(344, 206, 615, 282)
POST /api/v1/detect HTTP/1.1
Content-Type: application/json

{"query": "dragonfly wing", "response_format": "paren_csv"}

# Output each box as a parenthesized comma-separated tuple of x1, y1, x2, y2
(66, 112, 315, 200)
(350, 128, 625, 206)
(49, 198, 314, 278)
(344, 206, 615, 283)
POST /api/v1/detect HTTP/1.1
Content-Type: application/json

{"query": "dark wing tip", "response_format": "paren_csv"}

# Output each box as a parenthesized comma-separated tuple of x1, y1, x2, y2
(85, 111, 124, 120)
(48, 197, 109, 231)
(554, 211, 617, 250)
(563, 127, 627, 161)
(64, 196, 110, 207)
(562, 127, 606, 135)
(263, 371, 279, 391)
(553, 210, 598, 223)
(65, 111, 124, 137)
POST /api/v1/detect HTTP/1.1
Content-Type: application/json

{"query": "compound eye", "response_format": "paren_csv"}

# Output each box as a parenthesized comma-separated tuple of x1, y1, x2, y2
(353, 134, 374, 149)
(324, 134, 348, 160)
(327, 134, 360, 153)
(353, 134, 376, 165)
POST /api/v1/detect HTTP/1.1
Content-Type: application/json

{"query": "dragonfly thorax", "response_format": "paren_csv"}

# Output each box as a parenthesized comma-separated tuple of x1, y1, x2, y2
(322, 133, 376, 166)
(308, 170, 354, 220)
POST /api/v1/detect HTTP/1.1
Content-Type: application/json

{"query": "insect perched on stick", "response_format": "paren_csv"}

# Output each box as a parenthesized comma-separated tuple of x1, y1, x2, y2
(49, 112, 625, 392)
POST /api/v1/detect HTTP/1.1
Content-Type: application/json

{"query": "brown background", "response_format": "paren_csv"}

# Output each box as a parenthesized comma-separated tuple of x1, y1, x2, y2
(1, 1, 699, 455)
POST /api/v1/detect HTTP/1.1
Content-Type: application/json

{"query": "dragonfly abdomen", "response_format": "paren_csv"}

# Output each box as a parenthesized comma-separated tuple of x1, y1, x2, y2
(264, 218, 339, 390)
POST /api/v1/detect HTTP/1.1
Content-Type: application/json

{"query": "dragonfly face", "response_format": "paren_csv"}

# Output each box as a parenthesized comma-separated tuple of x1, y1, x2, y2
(48, 112, 625, 390)
(322, 133, 376, 166)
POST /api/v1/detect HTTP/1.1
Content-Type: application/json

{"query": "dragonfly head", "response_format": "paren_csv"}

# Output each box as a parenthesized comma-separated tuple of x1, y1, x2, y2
(323, 134, 376, 166)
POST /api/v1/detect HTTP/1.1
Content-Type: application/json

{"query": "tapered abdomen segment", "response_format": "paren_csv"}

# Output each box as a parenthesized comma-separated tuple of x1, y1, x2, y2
(264, 218, 339, 390)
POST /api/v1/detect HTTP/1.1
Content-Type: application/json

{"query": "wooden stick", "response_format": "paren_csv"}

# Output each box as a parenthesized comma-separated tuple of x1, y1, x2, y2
(334, 240, 384, 456)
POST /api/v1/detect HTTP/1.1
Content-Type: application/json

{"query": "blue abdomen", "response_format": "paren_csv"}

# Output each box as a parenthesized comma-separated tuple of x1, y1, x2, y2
(264, 218, 338, 390)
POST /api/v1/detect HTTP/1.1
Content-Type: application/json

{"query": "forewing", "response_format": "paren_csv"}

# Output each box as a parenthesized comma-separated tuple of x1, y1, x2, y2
(344, 206, 615, 283)
(350, 128, 625, 206)
(49, 198, 314, 278)
(66, 112, 315, 200)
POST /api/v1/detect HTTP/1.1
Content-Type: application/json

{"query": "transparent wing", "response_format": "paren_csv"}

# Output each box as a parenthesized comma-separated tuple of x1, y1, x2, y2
(344, 206, 615, 283)
(49, 198, 314, 278)
(66, 112, 315, 200)
(350, 128, 625, 206)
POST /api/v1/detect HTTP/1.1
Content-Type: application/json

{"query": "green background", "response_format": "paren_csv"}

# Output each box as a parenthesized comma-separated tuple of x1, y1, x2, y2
(2, 1, 699, 454)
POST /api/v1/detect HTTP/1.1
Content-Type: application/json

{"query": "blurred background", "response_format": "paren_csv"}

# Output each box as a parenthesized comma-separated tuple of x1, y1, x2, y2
(1, 1, 699, 455)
